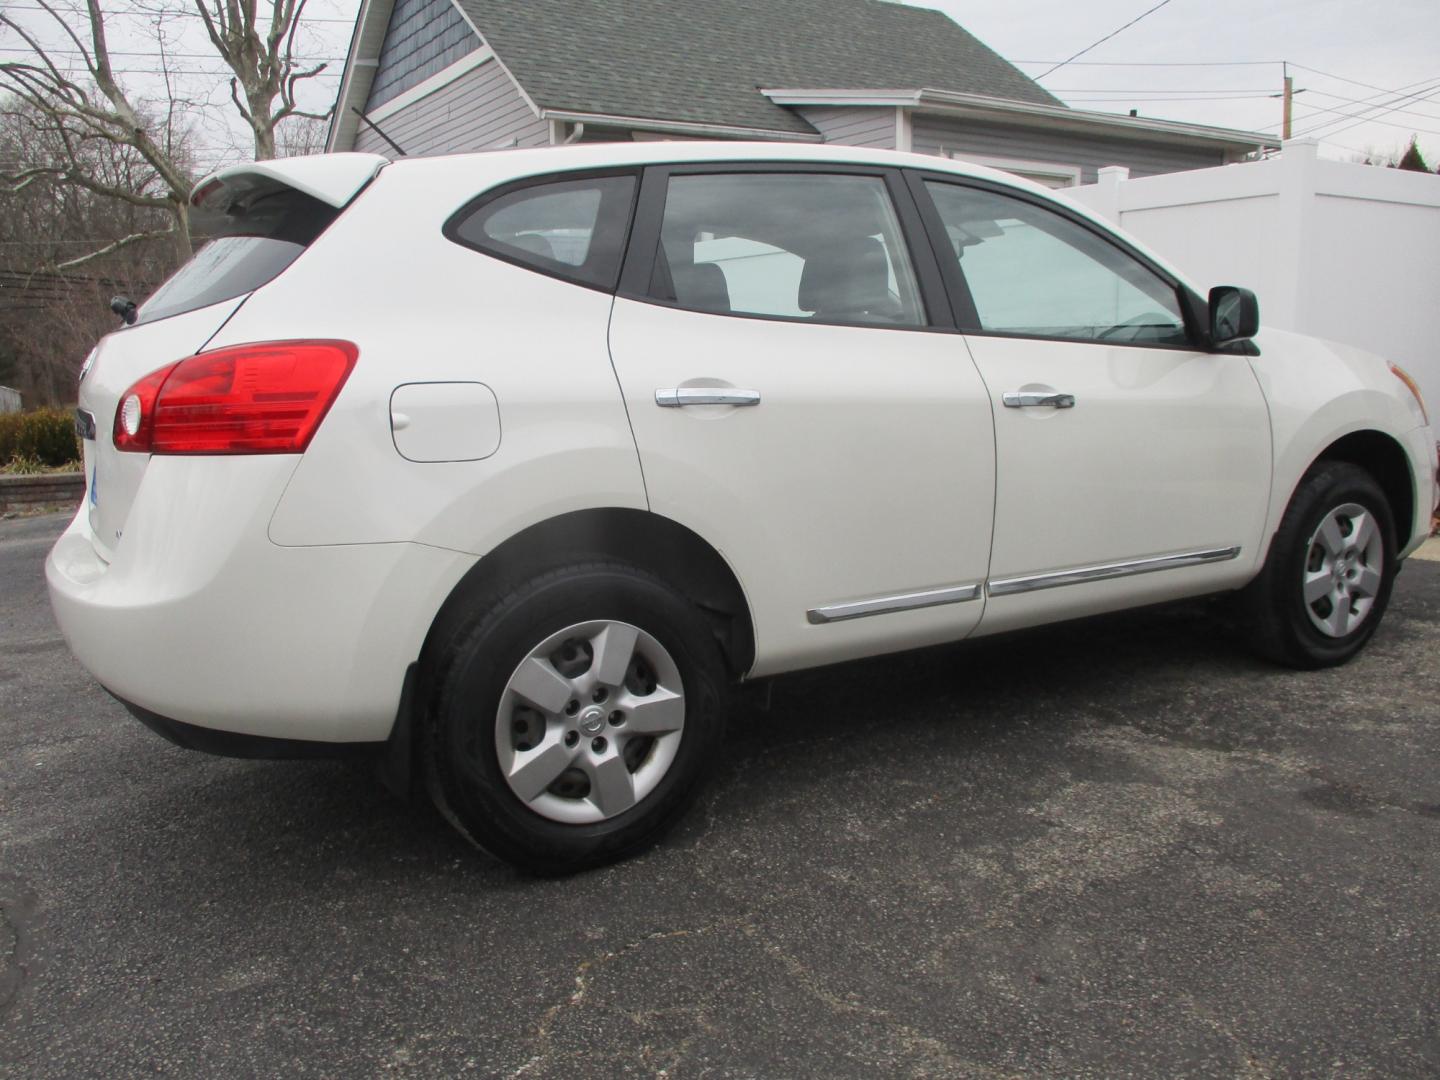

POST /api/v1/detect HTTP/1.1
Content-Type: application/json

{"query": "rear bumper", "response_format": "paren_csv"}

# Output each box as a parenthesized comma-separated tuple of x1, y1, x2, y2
(113, 692, 384, 759)
(46, 455, 474, 744)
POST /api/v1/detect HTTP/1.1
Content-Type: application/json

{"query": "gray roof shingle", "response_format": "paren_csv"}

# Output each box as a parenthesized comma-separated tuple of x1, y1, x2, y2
(451, 0, 1060, 134)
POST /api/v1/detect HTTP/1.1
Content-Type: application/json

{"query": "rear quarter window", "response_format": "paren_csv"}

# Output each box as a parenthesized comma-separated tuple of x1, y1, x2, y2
(445, 173, 638, 291)
(136, 189, 338, 326)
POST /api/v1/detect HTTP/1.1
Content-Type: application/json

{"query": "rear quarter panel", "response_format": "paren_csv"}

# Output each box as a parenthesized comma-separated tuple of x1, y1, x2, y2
(201, 157, 649, 555)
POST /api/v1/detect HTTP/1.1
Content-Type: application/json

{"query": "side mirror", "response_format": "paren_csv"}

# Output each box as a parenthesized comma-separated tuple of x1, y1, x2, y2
(1208, 286, 1258, 346)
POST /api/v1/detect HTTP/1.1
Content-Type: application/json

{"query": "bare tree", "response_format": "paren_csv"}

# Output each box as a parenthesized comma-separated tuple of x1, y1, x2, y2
(188, 0, 332, 160)
(1, 0, 335, 258)
(0, 1, 199, 262)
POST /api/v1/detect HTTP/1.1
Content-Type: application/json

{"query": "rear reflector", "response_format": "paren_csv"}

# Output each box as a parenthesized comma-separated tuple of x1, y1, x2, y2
(113, 340, 357, 454)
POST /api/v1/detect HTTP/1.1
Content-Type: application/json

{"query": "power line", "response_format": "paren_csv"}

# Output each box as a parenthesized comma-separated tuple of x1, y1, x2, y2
(1287, 62, 1434, 98)
(1015, 59, 1283, 67)
(1052, 86, 1276, 93)
(4, 5, 355, 21)
(1034, 0, 1183, 81)
(1063, 94, 1276, 103)
(1303, 88, 1440, 124)
(1291, 76, 1440, 138)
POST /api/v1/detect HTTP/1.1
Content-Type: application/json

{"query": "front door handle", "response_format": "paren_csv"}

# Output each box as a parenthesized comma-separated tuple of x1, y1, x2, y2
(655, 388, 761, 408)
(1002, 391, 1075, 409)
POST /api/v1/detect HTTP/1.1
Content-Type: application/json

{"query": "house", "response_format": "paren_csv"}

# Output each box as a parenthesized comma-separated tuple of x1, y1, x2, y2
(327, 0, 1279, 187)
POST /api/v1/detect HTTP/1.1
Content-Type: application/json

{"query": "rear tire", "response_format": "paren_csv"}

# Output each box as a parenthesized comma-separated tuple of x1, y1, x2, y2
(1239, 462, 1397, 669)
(423, 562, 726, 874)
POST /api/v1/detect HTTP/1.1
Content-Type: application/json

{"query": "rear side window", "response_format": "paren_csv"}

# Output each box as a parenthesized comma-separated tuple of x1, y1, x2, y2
(446, 174, 637, 290)
(136, 189, 337, 326)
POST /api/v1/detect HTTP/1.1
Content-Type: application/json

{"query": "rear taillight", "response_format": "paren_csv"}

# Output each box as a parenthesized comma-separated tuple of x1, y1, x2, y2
(113, 340, 357, 454)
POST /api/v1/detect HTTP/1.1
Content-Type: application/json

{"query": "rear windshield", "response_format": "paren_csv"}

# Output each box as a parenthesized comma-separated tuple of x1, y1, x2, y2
(135, 188, 337, 325)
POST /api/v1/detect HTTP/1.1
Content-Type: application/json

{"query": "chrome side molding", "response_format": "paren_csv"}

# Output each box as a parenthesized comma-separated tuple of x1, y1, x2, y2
(987, 546, 1241, 597)
(807, 583, 981, 624)
(655, 388, 761, 408)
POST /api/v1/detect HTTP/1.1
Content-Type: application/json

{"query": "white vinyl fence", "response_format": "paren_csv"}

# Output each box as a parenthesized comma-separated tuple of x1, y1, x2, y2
(0, 386, 21, 414)
(1065, 140, 1440, 415)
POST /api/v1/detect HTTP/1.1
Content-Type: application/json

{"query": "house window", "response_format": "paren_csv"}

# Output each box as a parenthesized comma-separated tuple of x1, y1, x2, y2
(949, 152, 1082, 190)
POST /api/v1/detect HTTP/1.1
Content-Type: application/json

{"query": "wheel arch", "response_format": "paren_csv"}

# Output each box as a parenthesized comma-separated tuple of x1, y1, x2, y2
(1313, 429, 1415, 546)
(418, 508, 756, 685)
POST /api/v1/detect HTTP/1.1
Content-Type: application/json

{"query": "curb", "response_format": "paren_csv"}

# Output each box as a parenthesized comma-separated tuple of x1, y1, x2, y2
(0, 472, 85, 512)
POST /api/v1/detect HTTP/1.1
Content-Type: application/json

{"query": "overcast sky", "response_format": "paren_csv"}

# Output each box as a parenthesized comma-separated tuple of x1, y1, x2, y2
(5, 0, 1439, 168)
(913, 0, 1440, 163)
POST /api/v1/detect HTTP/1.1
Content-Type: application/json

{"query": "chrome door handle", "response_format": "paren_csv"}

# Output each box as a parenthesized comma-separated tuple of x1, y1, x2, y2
(655, 388, 761, 408)
(1002, 391, 1075, 409)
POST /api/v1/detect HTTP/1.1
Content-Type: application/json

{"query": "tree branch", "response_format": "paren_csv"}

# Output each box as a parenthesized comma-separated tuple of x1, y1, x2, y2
(54, 227, 175, 271)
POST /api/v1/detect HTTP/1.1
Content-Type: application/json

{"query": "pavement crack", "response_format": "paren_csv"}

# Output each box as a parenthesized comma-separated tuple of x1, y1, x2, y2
(509, 914, 751, 1079)
(738, 923, 1007, 1078)
(0, 874, 41, 1019)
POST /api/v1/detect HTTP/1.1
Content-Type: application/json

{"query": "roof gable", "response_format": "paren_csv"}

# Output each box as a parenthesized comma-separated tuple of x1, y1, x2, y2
(450, 0, 1059, 134)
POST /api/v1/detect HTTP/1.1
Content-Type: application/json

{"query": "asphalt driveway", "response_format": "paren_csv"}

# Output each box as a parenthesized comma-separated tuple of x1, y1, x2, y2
(2, 510, 1438, 1077)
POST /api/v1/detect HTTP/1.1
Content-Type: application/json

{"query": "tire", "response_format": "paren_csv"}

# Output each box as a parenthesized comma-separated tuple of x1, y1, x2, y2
(423, 561, 726, 874)
(1239, 461, 1398, 669)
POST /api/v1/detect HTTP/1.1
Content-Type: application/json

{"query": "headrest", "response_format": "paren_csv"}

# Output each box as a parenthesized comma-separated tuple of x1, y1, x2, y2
(672, 261, 731, 313)
(798, 235, 891, 316)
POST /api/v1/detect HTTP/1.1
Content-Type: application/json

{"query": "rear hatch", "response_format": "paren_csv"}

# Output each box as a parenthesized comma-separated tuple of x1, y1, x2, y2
(76, 153, 385, 560)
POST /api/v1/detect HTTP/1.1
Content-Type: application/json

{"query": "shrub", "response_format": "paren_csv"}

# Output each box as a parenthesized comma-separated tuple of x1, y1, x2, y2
(0, 408, 80, 469)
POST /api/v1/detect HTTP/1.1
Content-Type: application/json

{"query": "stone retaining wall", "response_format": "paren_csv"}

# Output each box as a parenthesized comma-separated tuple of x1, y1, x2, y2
(0, 472, 84, 512)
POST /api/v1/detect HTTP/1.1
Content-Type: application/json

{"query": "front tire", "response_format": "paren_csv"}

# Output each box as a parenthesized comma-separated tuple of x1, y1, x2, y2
(423, 562, 726, 873)
(1239, 462, 1397, 669)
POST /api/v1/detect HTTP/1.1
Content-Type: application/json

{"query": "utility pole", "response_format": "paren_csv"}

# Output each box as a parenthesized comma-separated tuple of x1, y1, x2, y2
(1283, 61, 1294, 140)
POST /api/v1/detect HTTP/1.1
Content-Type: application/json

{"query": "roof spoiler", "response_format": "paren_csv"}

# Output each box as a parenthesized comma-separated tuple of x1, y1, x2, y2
(191, 152, 389, 214)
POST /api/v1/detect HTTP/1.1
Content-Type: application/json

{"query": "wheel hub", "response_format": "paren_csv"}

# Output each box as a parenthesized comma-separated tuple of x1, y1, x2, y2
(578, 705, 607, 736)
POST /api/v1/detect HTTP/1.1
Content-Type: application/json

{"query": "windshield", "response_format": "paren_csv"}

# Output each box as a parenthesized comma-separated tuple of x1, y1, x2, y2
(136, 188, 338, 326)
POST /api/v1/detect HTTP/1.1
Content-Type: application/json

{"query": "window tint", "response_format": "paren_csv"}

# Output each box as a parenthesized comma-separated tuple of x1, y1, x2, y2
(651, 173, 925, 328)
(450, 174, 636, 290)
(137, 189, 336, 326)
(924, 181, 1189, 346)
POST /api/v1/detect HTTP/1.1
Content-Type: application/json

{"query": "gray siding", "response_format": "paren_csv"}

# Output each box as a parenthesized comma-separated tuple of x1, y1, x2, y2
(797, 106, 897, 149)
(365, 0, 479, 110)
(912, 115, 1225, 183)
(355, 58, 549, 156)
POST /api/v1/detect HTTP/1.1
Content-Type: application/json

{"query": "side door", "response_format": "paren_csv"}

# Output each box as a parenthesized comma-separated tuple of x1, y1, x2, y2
(911, 174, 1273, 636)
(607, 165, 996, 677)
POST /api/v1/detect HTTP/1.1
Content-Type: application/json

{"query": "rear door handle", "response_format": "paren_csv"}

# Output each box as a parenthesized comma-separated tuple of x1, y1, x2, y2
(655, 388, 761, 408)
(1002, 391, 1075, 409)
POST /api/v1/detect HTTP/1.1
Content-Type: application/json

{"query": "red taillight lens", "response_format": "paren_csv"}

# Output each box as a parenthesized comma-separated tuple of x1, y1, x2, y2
(113, 340, 357, 454)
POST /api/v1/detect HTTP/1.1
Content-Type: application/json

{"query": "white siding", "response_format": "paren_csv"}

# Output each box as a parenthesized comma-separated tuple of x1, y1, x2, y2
(912, 116, 1224, 183)
(354, 58, 548, 156)
(797, 107, 897, 149)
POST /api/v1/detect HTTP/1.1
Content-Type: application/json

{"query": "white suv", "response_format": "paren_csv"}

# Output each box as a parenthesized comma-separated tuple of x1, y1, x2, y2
(47, 144, 1437, 872)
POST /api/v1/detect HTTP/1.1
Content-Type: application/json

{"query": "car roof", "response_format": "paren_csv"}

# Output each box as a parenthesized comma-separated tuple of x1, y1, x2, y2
(381, 140, 1040, 193)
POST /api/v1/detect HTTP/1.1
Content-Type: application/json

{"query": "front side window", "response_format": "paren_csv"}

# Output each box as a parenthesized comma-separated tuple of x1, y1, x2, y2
(650, 172, 925, 328)
(449, 174, 636, 290)
(924, 180, 1189, 346)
